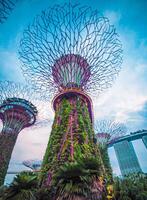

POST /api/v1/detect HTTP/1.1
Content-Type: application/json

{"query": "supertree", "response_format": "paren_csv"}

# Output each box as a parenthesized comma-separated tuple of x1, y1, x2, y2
(19, 3, 123, 200)
(95, 120, 127, 181)
(23, 159, 42, 171)
(0, 0, 17, 24)
(0, 81, 43, 186)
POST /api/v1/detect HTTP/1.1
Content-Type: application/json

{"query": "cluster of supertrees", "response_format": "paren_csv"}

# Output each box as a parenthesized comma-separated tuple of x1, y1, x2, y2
(0, 0, 18, 24)
(0, 3, 125, 200)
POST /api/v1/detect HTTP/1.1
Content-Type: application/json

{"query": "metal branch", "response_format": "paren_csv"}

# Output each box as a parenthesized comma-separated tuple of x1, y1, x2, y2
(0, 81, 49, 129)
(95, 119, 127, 145)
(19, 3, 123, 98)
(0, 0, 17, 24)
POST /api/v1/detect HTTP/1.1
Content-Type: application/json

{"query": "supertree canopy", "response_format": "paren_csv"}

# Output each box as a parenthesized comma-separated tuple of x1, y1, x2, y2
(0, 0, 17, 24)
(95, 120, 127, 184)
(19, 3, 123, 199)
(0, 81, 40, 186)
(19, 3, 122, 97)
(95, 120, 127, 146)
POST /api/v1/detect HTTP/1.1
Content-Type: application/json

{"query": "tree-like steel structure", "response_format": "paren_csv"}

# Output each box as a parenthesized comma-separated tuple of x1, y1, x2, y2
(95, 120, 127, 183)
(0, 81, 40, 185)
(19, 3, 123, 200)
(19, 4, 122, 98)
(0, 0, 17, 24)
(95, 120, 127, 145)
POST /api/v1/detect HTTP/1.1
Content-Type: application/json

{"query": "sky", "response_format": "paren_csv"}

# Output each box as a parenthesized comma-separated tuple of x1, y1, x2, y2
(0, 0, 147, 184)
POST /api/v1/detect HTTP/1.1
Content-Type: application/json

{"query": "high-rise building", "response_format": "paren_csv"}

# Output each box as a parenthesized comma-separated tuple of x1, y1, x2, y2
(114, 140, 142, 176)
(142, 135, 147, 148)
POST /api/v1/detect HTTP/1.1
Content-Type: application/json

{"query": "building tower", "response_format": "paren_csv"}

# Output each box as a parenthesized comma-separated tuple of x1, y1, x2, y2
(0, 0, 17, 24)
(95, 120, 127, 181)
(114, 140, 142, 176)
(19, 4, 123, 199)
(142, 135, 147, 148)
(0, 81, 38, 185)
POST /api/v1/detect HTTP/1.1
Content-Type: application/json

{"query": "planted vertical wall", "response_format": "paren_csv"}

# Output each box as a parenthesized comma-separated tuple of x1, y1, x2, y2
(40, 93, 106, 199)
(0, 132, 18, 185)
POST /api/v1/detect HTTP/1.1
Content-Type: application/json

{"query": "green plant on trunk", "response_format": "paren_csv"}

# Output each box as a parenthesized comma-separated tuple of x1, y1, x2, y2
(39, 98, 72, 185)
(0, 133, 18, 186)
(53, 156, 105, 200)
(114, 173, 147, 200)
(99, 144, 113, 183)
(40, 95, 106, 199)
(0, 172, 38, 200)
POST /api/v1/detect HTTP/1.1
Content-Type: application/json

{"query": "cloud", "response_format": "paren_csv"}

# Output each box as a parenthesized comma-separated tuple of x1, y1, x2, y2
(104, 10, 121, 25)
(92, 14, 147, 132)
(126, 101, 147, 130)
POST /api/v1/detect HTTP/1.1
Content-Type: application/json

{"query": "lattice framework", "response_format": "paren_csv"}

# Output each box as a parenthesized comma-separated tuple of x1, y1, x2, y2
(95, 120, 127, 145)
(19, 3, 123, 98)
(0, 0, 17, 24)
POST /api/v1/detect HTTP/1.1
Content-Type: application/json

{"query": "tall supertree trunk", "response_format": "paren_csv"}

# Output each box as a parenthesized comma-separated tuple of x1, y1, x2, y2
(99, 145, 113, 183)
(0, 112, 24, 186)
(0, 131, 18, 185)
(40, 94, 106, 199)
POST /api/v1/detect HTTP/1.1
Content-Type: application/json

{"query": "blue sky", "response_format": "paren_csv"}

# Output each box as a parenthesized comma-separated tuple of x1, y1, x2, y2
(0, 0, 147, 183)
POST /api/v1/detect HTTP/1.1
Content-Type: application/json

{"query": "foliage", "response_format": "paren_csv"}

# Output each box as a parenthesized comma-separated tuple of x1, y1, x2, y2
(0, 186, 8, 199)
(0, 172, 38, 200)
(40, 98, 72, 184)
(99, 145, 113, 183)
(53, 157, 104, 200)
(114, 173, 147, 200)
(40, 95, 106, 199)
(35, 188, 55, 200)
(1, 172, 147, 199)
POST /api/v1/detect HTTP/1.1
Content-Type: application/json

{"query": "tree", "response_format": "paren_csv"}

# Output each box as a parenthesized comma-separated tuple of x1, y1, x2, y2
(1, 172, 37, 200)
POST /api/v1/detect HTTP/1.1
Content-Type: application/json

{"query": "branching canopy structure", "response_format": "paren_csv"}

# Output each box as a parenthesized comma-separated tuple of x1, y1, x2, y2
(0, 80, 46, 186)
(95, 120, 127, 146)
(0, 0, 17, 24)
(0, 81, 38, 132)
(19, 3, 123, 98)
(0, 81, 49, 130)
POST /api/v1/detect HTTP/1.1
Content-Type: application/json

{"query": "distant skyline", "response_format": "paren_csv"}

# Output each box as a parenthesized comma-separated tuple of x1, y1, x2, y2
(0, 0, 147, 183)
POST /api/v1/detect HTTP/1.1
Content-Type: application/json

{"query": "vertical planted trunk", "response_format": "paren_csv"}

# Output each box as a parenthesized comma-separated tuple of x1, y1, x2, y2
(99, 145, 113, 182)
(0, 131, 18, 185)
(0, 98, 37, 186)
(0, 110, 25, 186)
(40, 93, 106, 199)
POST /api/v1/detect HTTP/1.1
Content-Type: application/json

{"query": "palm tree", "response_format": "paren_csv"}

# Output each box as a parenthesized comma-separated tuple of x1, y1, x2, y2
(113, 173, 147, 200)
(0, 185, 8, 200)
(53, 157, 106, 200)
(1, 171, 38, 200)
